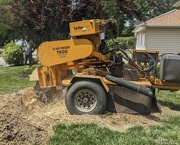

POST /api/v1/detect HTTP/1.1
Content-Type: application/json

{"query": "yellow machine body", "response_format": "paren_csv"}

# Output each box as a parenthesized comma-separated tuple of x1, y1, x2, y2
(38, 39, 94, 66)
(30, 19, 180, 115)
(70, 19, 105, 37)
(31, 18, 180, 92)
(32, 19, 109, 88)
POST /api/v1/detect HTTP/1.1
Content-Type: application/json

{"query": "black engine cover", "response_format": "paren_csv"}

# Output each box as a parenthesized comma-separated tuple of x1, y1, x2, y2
(160, 54, 180, 83)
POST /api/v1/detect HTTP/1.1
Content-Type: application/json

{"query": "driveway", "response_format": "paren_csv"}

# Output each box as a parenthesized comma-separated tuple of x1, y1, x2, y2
(0, 57, 5, 66)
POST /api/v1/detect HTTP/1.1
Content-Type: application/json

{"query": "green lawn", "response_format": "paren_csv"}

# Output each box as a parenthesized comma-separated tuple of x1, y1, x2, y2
(0, 66, 36, 94)
(48, 90, 180, 145)
(49, 115, 180, 145)
(157, 90, 180, 111)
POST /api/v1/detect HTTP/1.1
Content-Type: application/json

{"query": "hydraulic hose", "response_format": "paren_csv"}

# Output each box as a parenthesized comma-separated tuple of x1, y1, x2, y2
(106, 75, 153, 97)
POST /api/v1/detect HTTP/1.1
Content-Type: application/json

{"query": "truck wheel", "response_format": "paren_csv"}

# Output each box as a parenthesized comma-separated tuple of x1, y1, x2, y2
(65, 80, 107, 115)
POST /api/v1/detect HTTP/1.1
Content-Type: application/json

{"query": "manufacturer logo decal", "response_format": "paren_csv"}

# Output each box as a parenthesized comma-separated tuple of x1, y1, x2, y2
(52, 46, 70, 58)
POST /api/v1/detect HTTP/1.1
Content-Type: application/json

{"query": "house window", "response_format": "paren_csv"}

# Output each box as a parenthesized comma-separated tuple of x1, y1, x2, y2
(136, 31, 146, 50)
(142, 32, 145, 50)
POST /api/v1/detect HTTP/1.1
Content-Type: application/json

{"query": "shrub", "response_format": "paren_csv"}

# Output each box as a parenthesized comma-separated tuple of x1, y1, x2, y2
(19, 66, 37, 75)
(2, 41, 23, 66)
(107, 37, 136, 49)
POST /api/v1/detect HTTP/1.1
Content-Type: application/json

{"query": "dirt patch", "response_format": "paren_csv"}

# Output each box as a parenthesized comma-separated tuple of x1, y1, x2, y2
(0, 88, 179, 145)
(18, 73, 29, 78)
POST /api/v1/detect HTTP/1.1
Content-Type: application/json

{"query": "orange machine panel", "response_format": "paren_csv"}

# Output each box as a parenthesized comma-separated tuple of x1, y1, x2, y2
(38, 39, 94, 66)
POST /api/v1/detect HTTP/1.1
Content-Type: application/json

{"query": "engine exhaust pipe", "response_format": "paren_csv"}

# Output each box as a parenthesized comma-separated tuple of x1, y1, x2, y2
(106, 75, 153, 97)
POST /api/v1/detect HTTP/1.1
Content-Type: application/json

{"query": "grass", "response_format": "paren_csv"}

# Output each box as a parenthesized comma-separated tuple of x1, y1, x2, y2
(49, 115, 180, 145)
(48, 90, 180, 145)
(156, 90, 180, 111)
(0, 65, 37, 94)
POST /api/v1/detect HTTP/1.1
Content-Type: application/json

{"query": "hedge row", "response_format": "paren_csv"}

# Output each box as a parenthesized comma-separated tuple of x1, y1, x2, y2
(107, 37, 135, 49)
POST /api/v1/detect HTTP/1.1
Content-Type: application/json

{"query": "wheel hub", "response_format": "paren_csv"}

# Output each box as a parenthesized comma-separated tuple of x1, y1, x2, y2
(83, 97, 88, 103)
(74, 89, 97, 112)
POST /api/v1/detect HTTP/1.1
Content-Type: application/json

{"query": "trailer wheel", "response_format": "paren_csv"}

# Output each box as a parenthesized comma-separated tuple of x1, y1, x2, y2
(65, 81, 107, 114)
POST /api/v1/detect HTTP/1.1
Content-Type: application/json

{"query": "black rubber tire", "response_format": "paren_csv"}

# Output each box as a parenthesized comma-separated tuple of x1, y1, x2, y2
(65, 80, 107, 115)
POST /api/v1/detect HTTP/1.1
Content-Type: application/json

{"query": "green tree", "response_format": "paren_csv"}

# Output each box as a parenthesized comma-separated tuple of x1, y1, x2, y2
(70, 0, 105, 20)
(109, 0, 179, 36)
(0, 0, 13, 46)
(102, 0, 159, 36)
(11, 0, 105, 43)
(4, 0, 179, 44)
(11, 0, 71, 41)
(155, 0, 179, 14)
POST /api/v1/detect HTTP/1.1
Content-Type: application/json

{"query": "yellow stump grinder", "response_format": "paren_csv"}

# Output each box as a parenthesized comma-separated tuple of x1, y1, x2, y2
(30, 19, 180, 114)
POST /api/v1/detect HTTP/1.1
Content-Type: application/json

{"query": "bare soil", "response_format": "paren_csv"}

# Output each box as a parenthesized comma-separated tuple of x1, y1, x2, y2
(0, 88, 179, 145)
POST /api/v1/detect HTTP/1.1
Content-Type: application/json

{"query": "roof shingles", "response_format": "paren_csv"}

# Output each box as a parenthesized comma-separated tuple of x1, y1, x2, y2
(146, 10, 180, 25)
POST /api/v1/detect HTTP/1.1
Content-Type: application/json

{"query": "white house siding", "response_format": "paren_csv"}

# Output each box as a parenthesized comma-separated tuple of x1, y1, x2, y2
(146, 27, 180, 54)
